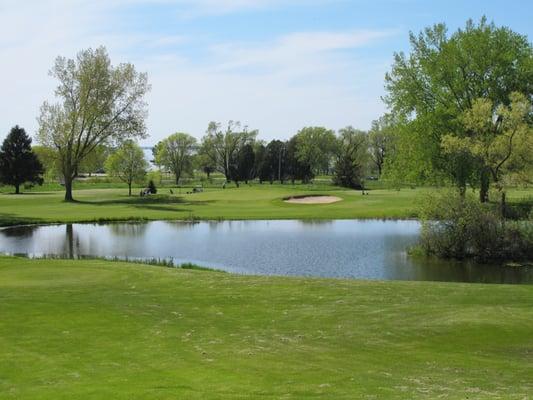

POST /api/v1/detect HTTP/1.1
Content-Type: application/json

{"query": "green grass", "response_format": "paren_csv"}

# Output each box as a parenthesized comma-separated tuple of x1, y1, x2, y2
(0, 256, 531, 399)
(1, 183, 530, 226)
(0, 184, 426, 225)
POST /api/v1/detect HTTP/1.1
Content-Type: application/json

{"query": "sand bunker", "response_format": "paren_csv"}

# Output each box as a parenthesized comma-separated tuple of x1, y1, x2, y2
(284, 195, 342, 204)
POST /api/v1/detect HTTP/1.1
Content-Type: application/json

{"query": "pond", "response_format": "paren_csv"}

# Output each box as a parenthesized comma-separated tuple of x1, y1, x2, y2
(0, 220, 531, 284)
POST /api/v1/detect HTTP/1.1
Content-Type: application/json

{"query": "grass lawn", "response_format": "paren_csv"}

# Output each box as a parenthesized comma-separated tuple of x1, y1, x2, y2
(0, 184, 424, 225)
(0, 184, 531, 225)
(0, 256, 532, 399)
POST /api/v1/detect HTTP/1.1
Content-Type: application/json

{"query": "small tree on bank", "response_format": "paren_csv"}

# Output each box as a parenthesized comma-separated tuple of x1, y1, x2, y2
(105, 140, 148, 196)
(37, 46, 150, 201)
(0, 126, 44, 194)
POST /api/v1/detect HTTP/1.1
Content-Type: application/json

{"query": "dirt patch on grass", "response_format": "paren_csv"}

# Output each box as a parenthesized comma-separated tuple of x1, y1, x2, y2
(284, 195, 342, 204)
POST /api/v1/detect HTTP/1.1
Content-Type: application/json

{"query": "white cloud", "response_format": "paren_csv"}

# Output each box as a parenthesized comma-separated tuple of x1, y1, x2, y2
(0, 0, 393, 144)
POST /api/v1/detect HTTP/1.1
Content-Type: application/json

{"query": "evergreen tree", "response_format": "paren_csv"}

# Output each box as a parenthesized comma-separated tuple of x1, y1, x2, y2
(0, 126, 44, 194)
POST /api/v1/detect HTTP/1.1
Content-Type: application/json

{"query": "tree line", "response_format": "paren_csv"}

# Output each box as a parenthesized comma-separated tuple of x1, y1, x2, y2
(149, 123, 392, 189)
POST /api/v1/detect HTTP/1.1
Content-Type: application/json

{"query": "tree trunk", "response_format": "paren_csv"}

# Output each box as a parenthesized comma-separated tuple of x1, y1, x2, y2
(479, 170, 490, 203)
(500, 191, 507, 219)
(128, 183, 132, 196)
(64, 177, 74, 202)
(15, 184, 20, 194)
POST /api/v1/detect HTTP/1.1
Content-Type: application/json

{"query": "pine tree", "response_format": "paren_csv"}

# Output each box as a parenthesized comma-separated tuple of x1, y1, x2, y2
(0, 126, 44, 194)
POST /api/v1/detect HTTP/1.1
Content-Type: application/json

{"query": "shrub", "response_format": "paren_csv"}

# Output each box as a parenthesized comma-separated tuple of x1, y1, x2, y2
(418, 191, 532, 263)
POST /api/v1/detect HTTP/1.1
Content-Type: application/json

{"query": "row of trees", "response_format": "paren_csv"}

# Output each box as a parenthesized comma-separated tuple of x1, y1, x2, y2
(149, 123, 394, 190)
(0, 117, 394, 197)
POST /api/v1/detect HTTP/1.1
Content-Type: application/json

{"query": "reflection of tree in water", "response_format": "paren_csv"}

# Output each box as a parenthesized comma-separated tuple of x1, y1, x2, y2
(407, 256, 532, 284)
(297, 220, 333, 227)
(63, 224, 81, 258)
(0, 225, 40, 238)
(107, 222, 148, 237)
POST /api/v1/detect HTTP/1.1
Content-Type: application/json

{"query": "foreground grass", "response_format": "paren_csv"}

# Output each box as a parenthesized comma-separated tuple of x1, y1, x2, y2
(0, 257, 532, 399)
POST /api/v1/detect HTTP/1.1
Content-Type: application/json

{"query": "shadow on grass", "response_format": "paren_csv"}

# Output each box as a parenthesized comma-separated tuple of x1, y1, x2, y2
(72, 194, 214, 206)
(0, 213, 45, 227)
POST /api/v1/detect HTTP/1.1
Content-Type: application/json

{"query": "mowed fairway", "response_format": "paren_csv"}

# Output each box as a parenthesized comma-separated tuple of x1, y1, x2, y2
(0, 257, 531, 399)
(1, 185, 531, 225)
(0, 185, 424, 225)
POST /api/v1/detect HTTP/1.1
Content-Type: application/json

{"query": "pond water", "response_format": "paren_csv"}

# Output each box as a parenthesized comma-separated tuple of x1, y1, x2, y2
(0, 220, 531, 284)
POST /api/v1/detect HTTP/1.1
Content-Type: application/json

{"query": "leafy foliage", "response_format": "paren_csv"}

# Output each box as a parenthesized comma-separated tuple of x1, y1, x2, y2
(333, 127, 367, 189)
(37, 46, 150, 201)
(418, 192, 532, 262)
(105, 140, 148, 196)
(385, 17, 533, 195)
(153, 133, 197, 184)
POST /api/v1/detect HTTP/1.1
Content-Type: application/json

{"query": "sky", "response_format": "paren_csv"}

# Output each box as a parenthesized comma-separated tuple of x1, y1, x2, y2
(0, 0, 532, 145)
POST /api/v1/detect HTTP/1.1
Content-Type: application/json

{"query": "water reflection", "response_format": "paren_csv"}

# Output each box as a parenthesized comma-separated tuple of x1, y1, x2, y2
(0, 220, 530, 284)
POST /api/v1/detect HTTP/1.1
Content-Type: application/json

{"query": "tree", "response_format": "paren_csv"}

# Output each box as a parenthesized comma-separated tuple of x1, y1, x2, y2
(194, 153, 216, 179)
(79, 145, 109, 176)
(33, 145, 61, 181)
(37, 46, 150, 201)
(385, 17, 533, 200)
(153, 133, 197, 185)
(258, 140, 286, 183)
(368, 115, 396, 177)
(441, 92, 533, 215)
(333, 127, 368, 189)
(294, 127, 337, 175)
(105, 140, 147, 196)
(200, 121, 257, 182)
(0, 126, 44, 194)
(230, 143, 255, 186)
(286, 136, 313, 184)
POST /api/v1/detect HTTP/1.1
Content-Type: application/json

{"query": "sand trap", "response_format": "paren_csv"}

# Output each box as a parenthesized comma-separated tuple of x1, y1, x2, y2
(284, 195, 342, 204)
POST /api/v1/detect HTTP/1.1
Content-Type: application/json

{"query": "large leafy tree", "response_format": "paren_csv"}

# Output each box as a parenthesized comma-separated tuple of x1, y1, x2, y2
(368, 115, 397, 177)
(200, 121, 257, 182)
(105, 140, 148, 196)
(229, 143, 256, 186)
(37, 46, 150, 201)
(442, 92, 533, 214)
(294, 127, 338, 176)
(153, 133, 197, 185)
(333, 127, 368, 189)
(385, 17, 533, 200)
(285, 136, 313, 184)
(0, 126, 44, 194)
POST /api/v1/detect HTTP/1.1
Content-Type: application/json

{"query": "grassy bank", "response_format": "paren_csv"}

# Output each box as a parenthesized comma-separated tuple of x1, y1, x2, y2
(0, 184, 531, 226)
(0, 256, 531, 399)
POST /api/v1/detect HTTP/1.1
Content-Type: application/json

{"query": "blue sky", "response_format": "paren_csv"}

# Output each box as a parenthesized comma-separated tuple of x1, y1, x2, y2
(1, 0, 532, 144)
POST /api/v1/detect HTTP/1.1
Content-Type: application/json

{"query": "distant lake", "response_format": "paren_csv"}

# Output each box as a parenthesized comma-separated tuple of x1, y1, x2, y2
(0, 220, 531, 284)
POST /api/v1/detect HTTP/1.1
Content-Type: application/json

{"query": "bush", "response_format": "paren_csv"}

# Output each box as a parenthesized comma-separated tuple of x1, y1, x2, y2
(418, 192, 533, 263)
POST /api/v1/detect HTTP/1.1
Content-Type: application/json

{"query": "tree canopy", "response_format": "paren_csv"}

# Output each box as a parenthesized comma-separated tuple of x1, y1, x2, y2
(37, 46, 150, 201)
(200, 121, 257, 182)
(384, 17, 533, 199)
(105, 140, 148, 196)
(153, 133, 197, 184)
